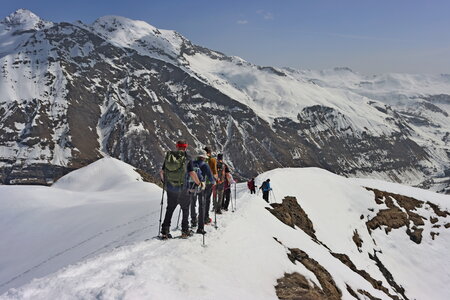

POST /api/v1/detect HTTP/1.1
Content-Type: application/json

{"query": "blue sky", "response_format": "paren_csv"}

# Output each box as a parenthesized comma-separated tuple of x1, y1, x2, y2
(1, 0, 449, 75)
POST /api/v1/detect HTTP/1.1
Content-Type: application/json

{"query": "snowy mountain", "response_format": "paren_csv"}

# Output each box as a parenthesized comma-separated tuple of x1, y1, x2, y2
(0, 158, 449, 299)
(0, 9, 449, 193)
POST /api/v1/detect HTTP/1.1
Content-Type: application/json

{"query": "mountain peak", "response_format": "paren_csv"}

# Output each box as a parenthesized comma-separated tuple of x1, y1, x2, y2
(92, 15, 159, 34)
(1, 9, 52, 30)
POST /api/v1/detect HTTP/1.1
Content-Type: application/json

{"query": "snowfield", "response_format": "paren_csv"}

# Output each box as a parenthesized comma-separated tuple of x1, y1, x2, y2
(0, 158, 449, 300)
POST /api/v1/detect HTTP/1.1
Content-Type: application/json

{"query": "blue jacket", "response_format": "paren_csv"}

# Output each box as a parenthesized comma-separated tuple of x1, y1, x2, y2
(261, 181, 272, 192)
(194, 159, 215, 184)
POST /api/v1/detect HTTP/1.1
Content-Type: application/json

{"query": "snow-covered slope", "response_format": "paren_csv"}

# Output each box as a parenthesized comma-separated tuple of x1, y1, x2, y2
(1, 158, 449, 299)
(0, 157, 162, 293)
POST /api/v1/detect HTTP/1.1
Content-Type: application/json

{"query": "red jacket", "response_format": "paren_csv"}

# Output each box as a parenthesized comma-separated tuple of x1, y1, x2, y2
(247, 180, 255, 189)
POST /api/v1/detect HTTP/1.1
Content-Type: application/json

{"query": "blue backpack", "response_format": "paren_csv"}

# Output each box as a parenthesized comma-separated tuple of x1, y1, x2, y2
(186, 160, 205, 188)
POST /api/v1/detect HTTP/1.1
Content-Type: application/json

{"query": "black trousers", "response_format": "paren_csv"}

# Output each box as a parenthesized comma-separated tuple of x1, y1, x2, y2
(204, 183, 214, 221)
(263, 191, 269, 203)
(161, 189, 190, 233)
(222, 188, 231, 209)
(250, 188, 256, 194)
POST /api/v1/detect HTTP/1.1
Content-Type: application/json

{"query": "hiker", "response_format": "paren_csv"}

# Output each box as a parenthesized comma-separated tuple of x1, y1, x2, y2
(160, 140, 202, 239)
(214, 153, 230, 214)
(247, 178, 256, 194)
(204, 146, 218, 224)
(222, 171, 235, 211)
(189, 152, 215, 234)
(260, 179, 272, 203)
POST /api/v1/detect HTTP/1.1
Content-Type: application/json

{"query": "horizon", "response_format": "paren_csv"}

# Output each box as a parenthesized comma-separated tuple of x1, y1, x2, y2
(1, 0, 450, 76)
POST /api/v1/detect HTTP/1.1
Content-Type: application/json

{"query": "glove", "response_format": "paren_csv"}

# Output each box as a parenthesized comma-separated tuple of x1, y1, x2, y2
(200, 182, 206, 190)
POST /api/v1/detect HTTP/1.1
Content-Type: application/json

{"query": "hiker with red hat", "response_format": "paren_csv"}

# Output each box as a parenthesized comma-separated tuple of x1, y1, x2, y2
(159, 140, 202, 239)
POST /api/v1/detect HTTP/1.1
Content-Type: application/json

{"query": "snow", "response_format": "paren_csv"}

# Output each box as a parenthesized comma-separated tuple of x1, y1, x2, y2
(1, 158, 449, 299)
(90, 16, 184, 65)
(0, 158, 161, 294)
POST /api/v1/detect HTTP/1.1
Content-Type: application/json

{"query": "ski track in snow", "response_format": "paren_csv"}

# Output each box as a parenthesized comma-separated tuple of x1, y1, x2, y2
(0, 212, 156, 291)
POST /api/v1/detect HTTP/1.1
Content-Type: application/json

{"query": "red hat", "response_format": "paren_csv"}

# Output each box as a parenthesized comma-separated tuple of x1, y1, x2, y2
(176, 140, 188, 149)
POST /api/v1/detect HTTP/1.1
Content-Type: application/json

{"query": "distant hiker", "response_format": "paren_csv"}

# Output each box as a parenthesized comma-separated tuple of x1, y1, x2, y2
(160, 140, 202, 239)
(222, 171, 235, 211)
(247, 178, 256, 194)
(214, 153, 230, 214)
(189, 152, 215, 234)
(204, 146, 218, 224)
(259, 179, 272, 203)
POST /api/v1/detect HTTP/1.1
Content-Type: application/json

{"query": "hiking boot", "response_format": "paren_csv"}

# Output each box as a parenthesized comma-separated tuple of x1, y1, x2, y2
(191, 219, 197, 228)
(215, 210, 222, 214)
(181, 230, 193, 239)
(160, 233, 172, 240)
(196, 228, 206, 235)
(204, 218, 212, 225)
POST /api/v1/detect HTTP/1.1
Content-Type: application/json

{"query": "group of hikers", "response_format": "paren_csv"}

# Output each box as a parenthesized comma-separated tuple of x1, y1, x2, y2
(246, 177, 273, 203)
(159, 140, 273, 240)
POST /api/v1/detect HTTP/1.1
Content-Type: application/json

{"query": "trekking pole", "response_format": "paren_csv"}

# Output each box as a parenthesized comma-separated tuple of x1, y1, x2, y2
(234, 182, 237, 211)
(211, 184, 218, 229)
(201, 191, 206, 246)
(271, 189, 277, 203)
(157, 184, 166, 238)
(230, 190, 235, 212)
(230, 184, 235, 212)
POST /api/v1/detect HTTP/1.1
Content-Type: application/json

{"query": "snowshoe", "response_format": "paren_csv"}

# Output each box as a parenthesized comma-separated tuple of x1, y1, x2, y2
(181, 230, 193, 239)
(160, 233, 172, 240)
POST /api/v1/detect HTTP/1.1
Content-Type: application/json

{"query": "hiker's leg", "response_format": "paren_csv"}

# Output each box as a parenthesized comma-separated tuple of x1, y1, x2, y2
(197, 191, 205, 231)
(204, 183, 213, 220)
(223, 189, 231, 209)
(161, 189, 178, 232)
(189, 192, 197, 225)
(179, 191, 191, 232)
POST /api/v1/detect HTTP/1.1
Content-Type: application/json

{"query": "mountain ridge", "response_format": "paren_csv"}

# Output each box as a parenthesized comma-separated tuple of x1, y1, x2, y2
(0, 9, 449, 193)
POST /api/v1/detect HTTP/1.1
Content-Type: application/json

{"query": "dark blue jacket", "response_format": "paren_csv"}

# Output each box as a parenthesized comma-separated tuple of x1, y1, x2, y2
(194, 159, 215, 184)
(262, 181, 272, 192)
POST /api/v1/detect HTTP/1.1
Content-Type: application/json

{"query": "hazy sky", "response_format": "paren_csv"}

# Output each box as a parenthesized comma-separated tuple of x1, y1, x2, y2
(1, 0, 449, 75)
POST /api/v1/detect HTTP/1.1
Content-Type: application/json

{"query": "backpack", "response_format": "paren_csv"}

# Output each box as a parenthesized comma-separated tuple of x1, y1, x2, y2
(217, 161, 225, 181)
(187, 160, 205, 188)
(163, 151, 187, 187)
(261, 181, 269, 191)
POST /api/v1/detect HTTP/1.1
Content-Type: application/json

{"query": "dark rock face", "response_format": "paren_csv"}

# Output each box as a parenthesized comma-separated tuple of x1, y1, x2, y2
(273, 105, 429, 178)
(267, 196, 317, 240)
(285, 248, 342, 300)
(0, 13, 449, 190)
(365, 188, 450, 244)
(269, 194, 449, 300)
